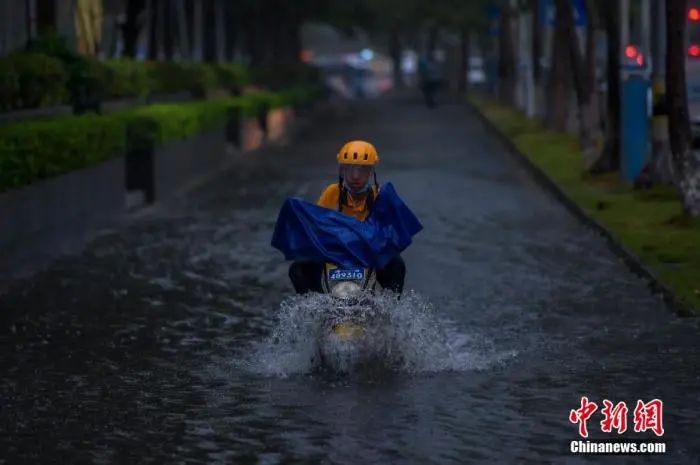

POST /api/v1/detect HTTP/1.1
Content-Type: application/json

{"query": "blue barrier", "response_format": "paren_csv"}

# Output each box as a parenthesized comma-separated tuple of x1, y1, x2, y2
(621, 75, 651, 181)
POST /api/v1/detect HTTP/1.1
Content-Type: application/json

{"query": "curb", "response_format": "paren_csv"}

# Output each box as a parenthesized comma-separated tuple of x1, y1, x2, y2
(467, 100, 696, 318)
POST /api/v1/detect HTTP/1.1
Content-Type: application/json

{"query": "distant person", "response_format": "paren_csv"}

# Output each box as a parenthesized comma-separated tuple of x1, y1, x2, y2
(418, 54, 443, 108)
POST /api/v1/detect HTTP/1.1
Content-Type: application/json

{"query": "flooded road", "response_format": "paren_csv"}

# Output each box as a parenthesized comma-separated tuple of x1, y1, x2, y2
(1, 95, 699, 464)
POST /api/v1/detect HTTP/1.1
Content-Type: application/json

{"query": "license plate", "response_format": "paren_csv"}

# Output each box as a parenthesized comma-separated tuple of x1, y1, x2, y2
(329, 268, 365, 281)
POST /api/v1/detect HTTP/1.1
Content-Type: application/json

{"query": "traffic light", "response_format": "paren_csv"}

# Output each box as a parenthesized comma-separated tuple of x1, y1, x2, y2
(689, 6, 700, 57)
(625, 45, 644, 66)
(689, 7, 700, 21)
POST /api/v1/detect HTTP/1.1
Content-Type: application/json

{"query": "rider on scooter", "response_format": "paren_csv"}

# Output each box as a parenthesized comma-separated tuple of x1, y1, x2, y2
(288, 140, 406, 295)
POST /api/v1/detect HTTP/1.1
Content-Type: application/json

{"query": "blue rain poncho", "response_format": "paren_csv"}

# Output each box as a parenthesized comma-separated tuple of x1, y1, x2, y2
(271, 183, 422, 269)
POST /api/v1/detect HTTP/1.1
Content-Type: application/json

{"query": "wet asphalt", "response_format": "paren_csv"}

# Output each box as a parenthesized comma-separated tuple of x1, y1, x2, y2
(0, 92, 699, 464)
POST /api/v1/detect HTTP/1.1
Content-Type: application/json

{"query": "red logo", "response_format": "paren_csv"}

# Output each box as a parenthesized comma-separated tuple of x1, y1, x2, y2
(633, 399, 665, 437)
(600, 400, 629, 434)
(569, 396, 598, 438)
(570, 397, 664, 438)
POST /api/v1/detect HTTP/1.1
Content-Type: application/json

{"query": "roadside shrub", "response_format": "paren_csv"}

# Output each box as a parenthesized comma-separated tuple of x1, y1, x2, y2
(2, 52, 69, 109)
(0, 60, 20, 110)
(103, 59, 151, 99)
(26, 34, 113, 108)
(214, 63, 251, 95)
(114, 99, 233, 150)
(146, 61, 218, 97)
(0, 114, 125, 191)
(66, 57, 114, 106)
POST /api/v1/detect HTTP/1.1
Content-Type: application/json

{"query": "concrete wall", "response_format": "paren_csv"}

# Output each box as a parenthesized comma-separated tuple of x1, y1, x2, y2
(1, 0, 31, 55)
(0, 156, 125, 277)
(0, 0, 76, 56)
(153, 126, 229, 201)
(1, 105, 301, 279)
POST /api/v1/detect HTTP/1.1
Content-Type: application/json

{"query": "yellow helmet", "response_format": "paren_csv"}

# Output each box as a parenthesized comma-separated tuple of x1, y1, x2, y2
(336, 140, 379, 166)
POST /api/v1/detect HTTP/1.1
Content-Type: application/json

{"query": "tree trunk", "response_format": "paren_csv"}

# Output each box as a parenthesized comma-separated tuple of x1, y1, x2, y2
(147, 0, 158, 60)
(591, 0, 621, 173)
(191, 0, 203, 61)
(223, 0, 236, 61)
(531, 0, 545, 117)
(531, 0, 542, 85)
(163, 0, 173, 60)
(36, 0, 55, 35)
(390, 28, 404, 88)
(643, 0, 674, 185)
(25, 0, 34, 42)
(546, 3, 571, 130)
(122, 0, 145, 58)
(498, 7, 517, 105)
(288, 16, 302, 64)
(203, 0, 217, 62)
(666, 0, 700, 215)
(270, 0, 285, 64)
(555, 0, 602, 166)
(175, 0, 190, 59)
(458, 27, 469, 93)
(244, 2, 264, 65)
(427, 24, 439, 57)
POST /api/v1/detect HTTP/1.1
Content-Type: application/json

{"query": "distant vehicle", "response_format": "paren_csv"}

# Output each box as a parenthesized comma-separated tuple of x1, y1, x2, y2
(468, 56, 486, 84)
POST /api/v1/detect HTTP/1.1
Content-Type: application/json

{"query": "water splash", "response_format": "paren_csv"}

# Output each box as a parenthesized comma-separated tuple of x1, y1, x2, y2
(237, 290, 517, 377)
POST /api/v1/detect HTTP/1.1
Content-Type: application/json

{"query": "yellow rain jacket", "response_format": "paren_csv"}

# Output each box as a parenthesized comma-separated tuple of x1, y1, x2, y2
(317, 183, 379, 222)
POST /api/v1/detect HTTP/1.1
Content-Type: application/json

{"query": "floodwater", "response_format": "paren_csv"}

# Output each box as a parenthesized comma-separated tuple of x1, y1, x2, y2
(1, 95, 698, 464)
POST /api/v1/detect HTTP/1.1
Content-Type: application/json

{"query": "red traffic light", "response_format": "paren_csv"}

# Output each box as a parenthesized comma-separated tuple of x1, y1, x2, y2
(689, 7, 700, 20)
(689, 44, 700, 57)
(625, 45, 638, 59)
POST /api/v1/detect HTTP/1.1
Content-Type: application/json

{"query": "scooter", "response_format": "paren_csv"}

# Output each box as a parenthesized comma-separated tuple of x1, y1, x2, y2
(319, 262, 380, 344)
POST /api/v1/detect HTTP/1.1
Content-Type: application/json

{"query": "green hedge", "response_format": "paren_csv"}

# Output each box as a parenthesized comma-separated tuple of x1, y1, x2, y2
(0, 115, 125, 192)
(103, 59, 151, 99)
(0, 59, 20, 111)
(114, 99, 236, 150)
(0, 52, 68, 110)
(214, 63, 251, 95)
(26, 34, 112, 106)
(1, 36, 322, 112)
(145, 61, 218, 97)
(0, 86, 319, 191)
(111, 90, 306, 148)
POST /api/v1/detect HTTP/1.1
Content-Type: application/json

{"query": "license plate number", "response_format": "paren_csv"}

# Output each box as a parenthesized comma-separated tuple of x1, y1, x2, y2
(329, 268, 365, 281)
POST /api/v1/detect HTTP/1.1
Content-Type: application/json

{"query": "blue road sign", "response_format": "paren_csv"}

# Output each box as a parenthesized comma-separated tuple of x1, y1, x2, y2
(540, 0, 587, 27)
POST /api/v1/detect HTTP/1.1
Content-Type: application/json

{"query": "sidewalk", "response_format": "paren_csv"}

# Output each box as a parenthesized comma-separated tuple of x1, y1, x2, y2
(469, 95, 700, 315)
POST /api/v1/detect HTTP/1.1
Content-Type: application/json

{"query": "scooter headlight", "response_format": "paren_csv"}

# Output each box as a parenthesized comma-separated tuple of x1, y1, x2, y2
(331, 281, 361, 299)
